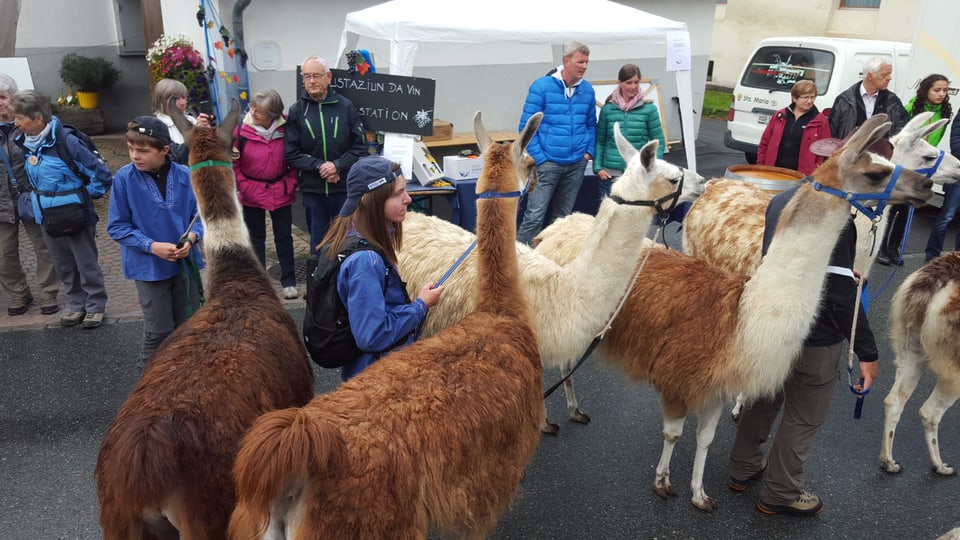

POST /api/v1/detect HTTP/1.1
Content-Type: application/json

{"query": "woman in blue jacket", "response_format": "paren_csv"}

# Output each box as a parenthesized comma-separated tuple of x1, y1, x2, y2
(11, 90, 111, 329)
(317, 156, 444, 381)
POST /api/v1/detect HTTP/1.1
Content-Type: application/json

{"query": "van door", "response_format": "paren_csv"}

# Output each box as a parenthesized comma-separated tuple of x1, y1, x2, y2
(725, 44, 838, 162)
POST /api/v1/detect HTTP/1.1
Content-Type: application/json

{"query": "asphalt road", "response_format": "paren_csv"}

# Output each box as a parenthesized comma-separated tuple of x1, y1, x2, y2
(2, 119, 958, 539)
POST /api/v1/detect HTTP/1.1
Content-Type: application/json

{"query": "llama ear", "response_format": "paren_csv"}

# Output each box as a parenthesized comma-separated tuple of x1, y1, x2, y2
(839, 113, 891, 167)
(614, 122, 637, 164)
(473, 111, 492, 153)
(516, 112, 542, 158)
(917, 118, 949, 141)
(217, 99, 242, 151)
(169, 106, 194, 146)
(639, 140, 659, 171)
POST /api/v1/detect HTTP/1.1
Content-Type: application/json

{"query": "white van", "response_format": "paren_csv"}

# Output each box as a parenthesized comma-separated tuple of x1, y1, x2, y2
(724, 36, 911, 163)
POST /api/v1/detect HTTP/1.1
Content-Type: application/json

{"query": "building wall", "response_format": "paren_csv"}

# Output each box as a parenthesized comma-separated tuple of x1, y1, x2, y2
(710, 0, 922, 89)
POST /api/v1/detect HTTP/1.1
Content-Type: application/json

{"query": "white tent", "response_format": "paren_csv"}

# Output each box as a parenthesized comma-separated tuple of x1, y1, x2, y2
(336, 0, 697, 171)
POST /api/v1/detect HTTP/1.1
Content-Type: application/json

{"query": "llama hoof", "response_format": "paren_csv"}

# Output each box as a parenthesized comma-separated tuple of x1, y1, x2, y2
(730, 410, 741, 422)
(692, 497, 716, 513)
(932, 463, 956, 476)
(880, 460, 902, 474)
(570, 409, 591, 425)
(653, 484, 677, 499)
(541, 421, 560, 436)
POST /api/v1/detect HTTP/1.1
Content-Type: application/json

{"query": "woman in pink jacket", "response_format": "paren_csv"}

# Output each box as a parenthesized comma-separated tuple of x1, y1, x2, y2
(756, 80, 831, 176)
(233, 89, 300, 299)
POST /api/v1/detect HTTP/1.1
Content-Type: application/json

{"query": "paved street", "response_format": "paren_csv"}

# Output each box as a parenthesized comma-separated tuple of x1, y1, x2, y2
(1, 119, 958, 538)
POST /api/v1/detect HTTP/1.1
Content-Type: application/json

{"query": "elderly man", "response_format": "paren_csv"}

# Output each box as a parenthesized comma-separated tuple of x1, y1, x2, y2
(516, 41, 596, 246)
(284, 56, 367, 253)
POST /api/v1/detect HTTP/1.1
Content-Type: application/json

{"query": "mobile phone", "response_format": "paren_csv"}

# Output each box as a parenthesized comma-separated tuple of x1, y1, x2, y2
(199, 100, 214, 117)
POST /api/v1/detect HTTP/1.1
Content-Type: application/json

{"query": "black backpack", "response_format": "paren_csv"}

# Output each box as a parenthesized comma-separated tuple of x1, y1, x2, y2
(303, 237, 384, 368)
(56, 124, 107, 183)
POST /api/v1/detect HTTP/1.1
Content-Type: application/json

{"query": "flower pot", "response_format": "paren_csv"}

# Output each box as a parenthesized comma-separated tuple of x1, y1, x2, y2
(76, 91, 99, 109)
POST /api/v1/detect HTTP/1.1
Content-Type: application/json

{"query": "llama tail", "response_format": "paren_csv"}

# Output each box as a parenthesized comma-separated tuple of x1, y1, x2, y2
(229, 407, 348, 539)
(96, 415, 182, 535)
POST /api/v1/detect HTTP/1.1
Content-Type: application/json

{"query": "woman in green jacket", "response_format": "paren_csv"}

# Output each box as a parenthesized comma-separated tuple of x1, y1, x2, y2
(594, 64, 666, 202)
(878, 73, 951, 266)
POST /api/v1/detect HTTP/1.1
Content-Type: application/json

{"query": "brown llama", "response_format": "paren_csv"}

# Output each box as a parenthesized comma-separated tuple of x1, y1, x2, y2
(227, 112, 544, 540)
(880, 251, 960, 476)
(533, 114, 934, 511)
(95, 101, 314, 539)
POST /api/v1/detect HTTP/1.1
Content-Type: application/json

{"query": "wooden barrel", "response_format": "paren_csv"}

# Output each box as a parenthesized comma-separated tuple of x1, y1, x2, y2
(724, 165, 805, 194)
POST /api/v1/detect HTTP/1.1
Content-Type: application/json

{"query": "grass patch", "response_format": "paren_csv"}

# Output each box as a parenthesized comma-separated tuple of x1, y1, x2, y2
(702, 90, 731, 119)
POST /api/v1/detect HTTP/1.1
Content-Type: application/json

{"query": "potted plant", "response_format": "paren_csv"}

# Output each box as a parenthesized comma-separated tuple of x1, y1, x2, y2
(58, 53, 120, 109)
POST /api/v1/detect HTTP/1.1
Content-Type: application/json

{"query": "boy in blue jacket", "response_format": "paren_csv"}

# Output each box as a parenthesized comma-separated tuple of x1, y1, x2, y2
(108, 116, 204, 371)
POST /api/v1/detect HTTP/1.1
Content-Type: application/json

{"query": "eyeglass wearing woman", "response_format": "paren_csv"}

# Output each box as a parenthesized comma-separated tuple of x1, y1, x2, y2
(756, 79, 831, 176)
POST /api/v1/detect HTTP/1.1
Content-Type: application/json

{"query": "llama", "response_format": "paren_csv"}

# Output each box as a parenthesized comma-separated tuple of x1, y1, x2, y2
(397, 128, 705, 433)
(227, 112, 543, 539)
(533, 114, 934, 511)
(95, 101, 314, 539)
(681, 112, 960, 420)
(880, 251, 960, 476)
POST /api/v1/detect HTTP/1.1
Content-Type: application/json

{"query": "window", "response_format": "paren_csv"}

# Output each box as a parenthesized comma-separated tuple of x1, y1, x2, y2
(740, 46, 836, 94)
(840, 0, 881, 7)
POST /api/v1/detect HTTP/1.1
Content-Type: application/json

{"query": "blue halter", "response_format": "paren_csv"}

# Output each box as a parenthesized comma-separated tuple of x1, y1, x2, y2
(811, 165, 903, 221)
(912, 149, 945, 179)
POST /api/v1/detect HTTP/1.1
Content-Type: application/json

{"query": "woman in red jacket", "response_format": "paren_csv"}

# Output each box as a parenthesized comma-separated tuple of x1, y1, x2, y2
(756, 80, 831, 175)
(233, 89, 300, 299)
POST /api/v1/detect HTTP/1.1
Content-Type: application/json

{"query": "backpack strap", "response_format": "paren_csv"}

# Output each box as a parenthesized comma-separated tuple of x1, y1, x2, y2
(55, 126, 89, 185)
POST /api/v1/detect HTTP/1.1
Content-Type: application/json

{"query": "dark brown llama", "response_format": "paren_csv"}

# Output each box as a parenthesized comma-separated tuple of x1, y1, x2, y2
(95, 101, 314, 539)
(227, 112, 544, 540)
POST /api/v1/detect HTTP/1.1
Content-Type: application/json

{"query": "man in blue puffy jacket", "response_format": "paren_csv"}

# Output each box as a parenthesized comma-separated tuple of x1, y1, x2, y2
(517, 41, 596, 245)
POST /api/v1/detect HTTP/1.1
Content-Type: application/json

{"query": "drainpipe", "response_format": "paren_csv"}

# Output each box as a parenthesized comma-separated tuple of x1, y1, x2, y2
(233, 0, 253, 108)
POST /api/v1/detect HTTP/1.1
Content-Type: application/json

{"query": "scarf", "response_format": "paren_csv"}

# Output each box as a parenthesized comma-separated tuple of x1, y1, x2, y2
(23, 122, 52, 150)
(610, 87, 642, 112)
(243, 112, 284, 141)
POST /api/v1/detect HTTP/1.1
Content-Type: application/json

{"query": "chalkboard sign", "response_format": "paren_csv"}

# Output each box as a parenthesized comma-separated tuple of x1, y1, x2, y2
(323, 69, 437, 136)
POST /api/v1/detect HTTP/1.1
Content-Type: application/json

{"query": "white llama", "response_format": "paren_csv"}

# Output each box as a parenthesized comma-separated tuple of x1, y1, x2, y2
(397, 126, 706, 433)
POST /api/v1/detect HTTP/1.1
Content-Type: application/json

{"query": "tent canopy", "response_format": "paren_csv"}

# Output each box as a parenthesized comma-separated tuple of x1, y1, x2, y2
(336, 0, 697, 170)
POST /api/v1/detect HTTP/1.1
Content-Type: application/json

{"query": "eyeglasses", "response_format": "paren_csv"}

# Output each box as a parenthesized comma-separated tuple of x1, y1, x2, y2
(797, 95, 817, 101)
(301, 73, 327, 81)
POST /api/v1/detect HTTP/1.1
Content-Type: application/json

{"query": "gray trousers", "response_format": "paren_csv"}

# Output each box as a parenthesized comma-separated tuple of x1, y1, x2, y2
(42, 222, 107, 314)
(0, 218, 60, 302)
(134, 275, 198, 368)
(730, 343, 842, 505)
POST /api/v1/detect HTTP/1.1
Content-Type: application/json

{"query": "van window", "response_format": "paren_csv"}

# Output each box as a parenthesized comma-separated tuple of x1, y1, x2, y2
(741, 46, 836, 94)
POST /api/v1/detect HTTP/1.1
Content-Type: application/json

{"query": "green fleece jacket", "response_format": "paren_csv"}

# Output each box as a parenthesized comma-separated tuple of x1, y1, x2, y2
(594, 100, 666, 173)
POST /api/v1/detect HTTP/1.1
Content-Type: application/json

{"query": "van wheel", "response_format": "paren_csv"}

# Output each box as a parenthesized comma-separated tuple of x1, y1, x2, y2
(744, 152, 757, 165)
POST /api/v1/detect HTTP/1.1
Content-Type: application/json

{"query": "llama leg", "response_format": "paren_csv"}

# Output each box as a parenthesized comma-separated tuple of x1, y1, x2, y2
(730, 392, 745, 421)
(919, 378, 960, 476)
(690, 402, 723, 512)
(654, 411, 685, 499)
(541, 402, 559, 435)
(560, 366, 591, 424)
(881, 359, 925, 473)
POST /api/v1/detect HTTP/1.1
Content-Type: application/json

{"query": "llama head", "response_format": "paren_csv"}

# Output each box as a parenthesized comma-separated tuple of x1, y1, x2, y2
(827, 113, 933, 207)
(611, 122, 706, 206)
(474, 111, 541, 195)
(890, 111, 960, 185)
(169, 98, 242, 160)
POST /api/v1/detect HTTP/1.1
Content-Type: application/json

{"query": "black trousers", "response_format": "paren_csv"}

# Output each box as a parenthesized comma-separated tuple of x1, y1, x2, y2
(879, 204, 909, 260)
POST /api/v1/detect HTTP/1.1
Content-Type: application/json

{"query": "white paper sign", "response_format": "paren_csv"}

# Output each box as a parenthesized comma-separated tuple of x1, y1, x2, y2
(666, 31, 691, 72)
(382, 132, 416, 179)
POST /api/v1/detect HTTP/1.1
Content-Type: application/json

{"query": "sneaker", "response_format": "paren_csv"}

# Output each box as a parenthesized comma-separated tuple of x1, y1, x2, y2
(7, 293, 34, 316)
(756, 491, 824, 516)
(60, 311, 86, 327)
(729, 458, 767, 492)
(282, 286, 299, 299)
(82, 312, 104, 329)
(40, 297, 60, 315)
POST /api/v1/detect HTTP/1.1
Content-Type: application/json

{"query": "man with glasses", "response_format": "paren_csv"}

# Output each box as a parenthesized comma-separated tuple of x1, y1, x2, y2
(284, 56, 367, 253)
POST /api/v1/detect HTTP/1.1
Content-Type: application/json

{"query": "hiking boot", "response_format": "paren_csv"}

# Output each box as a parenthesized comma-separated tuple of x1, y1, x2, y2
(40, 297, 60, 315)
(82, 312, 104, 329)
(282, 286, 299, 299)
(7, 293, 34, 316)
(756, 491, 824, 516)
(60, 311, 86, 327)
(729, 458, 767, 492)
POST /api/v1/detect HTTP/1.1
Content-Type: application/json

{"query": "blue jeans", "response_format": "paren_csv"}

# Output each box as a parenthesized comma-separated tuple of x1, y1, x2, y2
(517, 159, 587, 245)
(302, 191, 347, 255)
(243, 204, 296, 287)
(925, 182, 960, 261)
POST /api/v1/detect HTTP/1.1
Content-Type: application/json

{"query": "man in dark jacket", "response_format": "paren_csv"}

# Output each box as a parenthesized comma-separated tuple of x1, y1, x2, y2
(728, 185, 879, 517)
(828, 57, 909, 265)
(284, 56, 367, 254)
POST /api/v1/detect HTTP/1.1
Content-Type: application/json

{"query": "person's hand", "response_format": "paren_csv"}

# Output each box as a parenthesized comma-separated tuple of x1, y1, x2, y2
(194, 114, 212, 128)
(597, 170, 611, 181)
(151, 241, 189, 262)
(856, 360, 879, 393)
(417, 282, 444, 308)
(318, 161, 339, 181)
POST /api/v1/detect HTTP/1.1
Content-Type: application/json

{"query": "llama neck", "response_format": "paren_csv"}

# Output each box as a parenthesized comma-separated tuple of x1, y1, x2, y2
(733, 182, 852, 399)
(473, 194, 526, 317)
